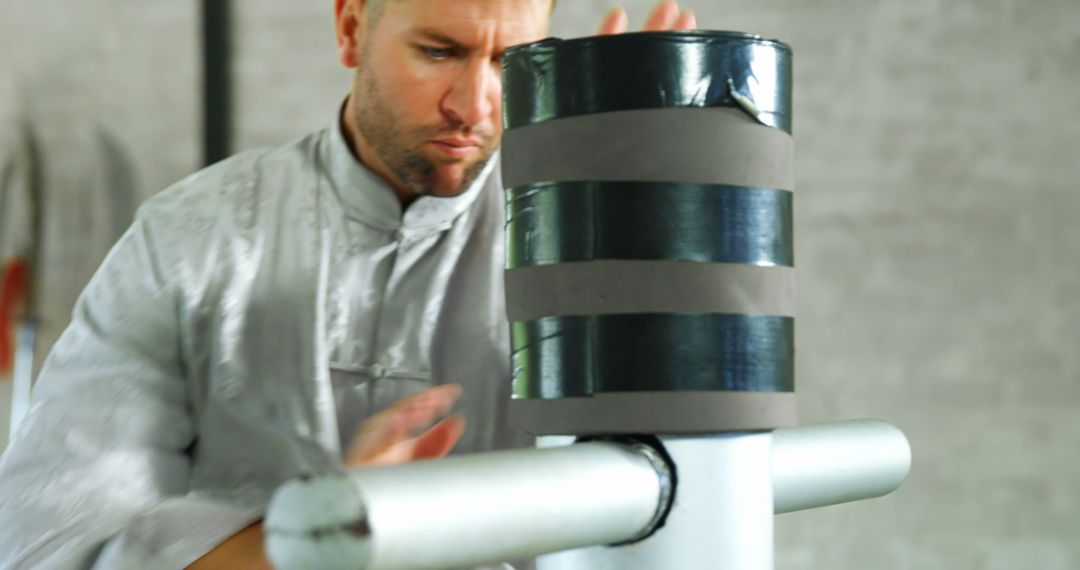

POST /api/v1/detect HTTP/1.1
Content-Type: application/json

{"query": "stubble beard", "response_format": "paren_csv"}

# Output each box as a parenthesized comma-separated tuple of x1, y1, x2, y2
(351, 69, 495, 199)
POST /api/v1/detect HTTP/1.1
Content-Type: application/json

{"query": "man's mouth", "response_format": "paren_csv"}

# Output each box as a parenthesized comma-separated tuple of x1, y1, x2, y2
(428, 137, 484, 159)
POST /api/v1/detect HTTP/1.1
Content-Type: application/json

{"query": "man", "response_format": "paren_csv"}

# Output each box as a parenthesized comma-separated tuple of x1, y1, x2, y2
(0, 0, 696, 567)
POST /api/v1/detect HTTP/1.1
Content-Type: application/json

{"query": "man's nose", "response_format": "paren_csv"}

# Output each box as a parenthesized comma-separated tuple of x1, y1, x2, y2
(441, 59, 498, 129)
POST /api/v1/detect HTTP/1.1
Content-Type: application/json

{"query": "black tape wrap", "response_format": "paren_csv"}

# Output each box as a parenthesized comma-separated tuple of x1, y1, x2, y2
(501, 31, 796, 435)
(503, 30, 792, 133)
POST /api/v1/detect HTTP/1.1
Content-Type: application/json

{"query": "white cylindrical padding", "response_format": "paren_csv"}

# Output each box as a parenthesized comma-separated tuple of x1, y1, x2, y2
(265, 442, 667, 570)
(265, 474, 371, 570)
(539, 434, 774, 570)
(771, 419, 911, 514)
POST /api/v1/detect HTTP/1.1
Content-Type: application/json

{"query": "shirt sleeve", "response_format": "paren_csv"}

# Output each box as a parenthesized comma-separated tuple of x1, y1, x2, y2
(0, 211, 259, 568)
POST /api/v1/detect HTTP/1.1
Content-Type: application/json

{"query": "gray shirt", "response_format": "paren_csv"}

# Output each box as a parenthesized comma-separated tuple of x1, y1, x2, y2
(0, 118, 529, 568)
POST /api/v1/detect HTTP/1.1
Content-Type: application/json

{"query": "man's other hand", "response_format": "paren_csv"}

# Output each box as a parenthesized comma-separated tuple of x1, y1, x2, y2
(344, 383, 467, 467)
(596, 0, 698, 35)
(187, 385, 465, 569)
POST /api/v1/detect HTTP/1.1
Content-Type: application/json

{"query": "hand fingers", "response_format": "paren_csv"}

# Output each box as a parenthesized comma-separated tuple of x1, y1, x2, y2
(673, 9, 697, 30)
(344, 384, 462, 466)
(392, 383, 461, 433)
(345, 405, 412, 465)
(346, 414, 465, 467)
(596, 6, 629, 35)
(357, 384, 458, 452)
(353, 438, 418, 467)
(411, 415, 466, 461)
(396, 383, 461, 413)
(642, 0, 680, 31)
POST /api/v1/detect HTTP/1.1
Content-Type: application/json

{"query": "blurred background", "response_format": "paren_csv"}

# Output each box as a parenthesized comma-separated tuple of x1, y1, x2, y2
(1, 0, 1078, 567)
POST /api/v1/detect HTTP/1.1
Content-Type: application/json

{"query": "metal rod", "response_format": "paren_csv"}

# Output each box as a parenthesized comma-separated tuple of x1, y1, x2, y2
(265, 442, 669, 570)
(771, 419, 911, 514)
(201, 0, 232, 165)
(8, 321, 35, 437)
(266, 421, 909, 569)
(6, 121, 43, 440)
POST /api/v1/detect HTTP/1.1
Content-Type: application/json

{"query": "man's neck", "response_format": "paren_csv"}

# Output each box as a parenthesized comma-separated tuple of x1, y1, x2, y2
(340, 94, 420, 209)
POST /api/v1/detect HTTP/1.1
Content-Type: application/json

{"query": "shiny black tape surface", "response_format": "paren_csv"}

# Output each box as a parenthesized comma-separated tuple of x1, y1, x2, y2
(503, 30, 792, 132)
(506, 181, 793, 268)
(511, 314, 794, 398)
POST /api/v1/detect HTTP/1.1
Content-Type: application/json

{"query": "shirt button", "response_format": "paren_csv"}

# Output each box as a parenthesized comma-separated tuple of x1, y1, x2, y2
(369, 364, 386, 379)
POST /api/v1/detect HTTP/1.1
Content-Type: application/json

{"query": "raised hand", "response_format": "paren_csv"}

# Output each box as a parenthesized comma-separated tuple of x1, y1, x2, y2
(344, 384, 467, 467)
(596, 0, 698, 36)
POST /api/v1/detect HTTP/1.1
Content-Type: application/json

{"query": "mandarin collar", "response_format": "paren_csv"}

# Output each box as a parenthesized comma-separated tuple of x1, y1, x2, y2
(323, 110, 497, 234)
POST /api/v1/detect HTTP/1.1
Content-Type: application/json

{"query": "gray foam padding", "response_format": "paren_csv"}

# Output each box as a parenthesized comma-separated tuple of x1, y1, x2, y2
(501, 107, 793, 190)
(505, 260, 795, 322)
(509, 391, 797, 435)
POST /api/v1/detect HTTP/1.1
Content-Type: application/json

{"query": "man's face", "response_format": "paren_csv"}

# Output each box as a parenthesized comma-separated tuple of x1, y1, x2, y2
(342, 0, 551, 198)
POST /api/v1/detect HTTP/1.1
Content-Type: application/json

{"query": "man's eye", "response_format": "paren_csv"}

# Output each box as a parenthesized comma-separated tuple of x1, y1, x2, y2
(421, 46, 452, 60)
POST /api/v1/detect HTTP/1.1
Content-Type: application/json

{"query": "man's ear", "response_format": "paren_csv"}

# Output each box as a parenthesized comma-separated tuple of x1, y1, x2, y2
(334, 0, 368, 69)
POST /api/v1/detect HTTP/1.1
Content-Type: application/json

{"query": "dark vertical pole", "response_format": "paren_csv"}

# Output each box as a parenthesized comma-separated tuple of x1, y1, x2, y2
(202, 0, 232, 166)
